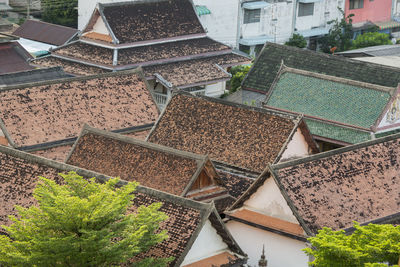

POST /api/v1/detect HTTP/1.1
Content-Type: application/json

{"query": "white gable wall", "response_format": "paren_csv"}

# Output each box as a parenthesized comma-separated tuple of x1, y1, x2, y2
(226, 220, 308, 267)
(181, 219, 229, 266)
(280, 128, 311, 161)
(91, 16, 109, 35)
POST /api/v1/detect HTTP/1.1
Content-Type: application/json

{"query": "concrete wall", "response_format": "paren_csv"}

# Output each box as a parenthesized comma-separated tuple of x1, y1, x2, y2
(205, 81, 226, 97)
(345, 0, 392, 24)
(226, 220, 309, 267)
(280, 128, 311, 161)
(181, 219, 229, 266)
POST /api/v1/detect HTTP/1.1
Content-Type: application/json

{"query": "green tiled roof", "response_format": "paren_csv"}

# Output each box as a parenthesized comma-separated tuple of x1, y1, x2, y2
(242, 42, 400, 93)
(305, 119, 372, 144)
(266, 72, 391, 128)
(195, 5, 211, 16)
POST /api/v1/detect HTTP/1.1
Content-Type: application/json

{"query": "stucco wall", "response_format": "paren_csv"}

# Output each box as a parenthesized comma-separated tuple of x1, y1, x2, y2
(181, 219, 229, 265)
(226, 220, 309, 267)
(205, 82, 226, 97)
(244, 177, 299, 223)
(345, 0, 392, 24)
(280, 128, 311, 161)
(91, 16, 109, 35)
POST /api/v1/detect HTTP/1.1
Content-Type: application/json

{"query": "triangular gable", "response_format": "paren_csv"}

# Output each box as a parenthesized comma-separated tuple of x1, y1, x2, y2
(373, 85, 400, 132)
(81, 5, 118, 44)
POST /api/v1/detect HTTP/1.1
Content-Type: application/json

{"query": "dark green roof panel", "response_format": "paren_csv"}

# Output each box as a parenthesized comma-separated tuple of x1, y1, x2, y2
(266, 72, 390, 128)
(242, 42, 400, 93)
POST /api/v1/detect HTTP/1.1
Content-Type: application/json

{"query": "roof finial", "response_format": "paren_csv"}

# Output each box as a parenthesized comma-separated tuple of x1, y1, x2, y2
(258, 244, 267, 267)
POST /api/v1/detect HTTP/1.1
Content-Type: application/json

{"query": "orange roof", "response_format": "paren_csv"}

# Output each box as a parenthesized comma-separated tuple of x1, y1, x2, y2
(83, 32, 113, 43)
(229, 209, 305, 237)
(183, 251, 238, 267)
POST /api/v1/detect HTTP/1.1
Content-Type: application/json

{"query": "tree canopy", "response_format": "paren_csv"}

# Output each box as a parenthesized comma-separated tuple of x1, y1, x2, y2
(285, 33, 307, 49)
(352, 32, 392, 49)
(42, 0, 78, 28)
(304, 222, 400, 267)
(0, 172, 171, 266)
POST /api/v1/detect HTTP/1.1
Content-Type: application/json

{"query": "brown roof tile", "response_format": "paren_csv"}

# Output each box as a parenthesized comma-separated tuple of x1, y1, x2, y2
(31, 56, 108, 76)
(12, 20, 78, 46)
(0, 42, 33, 74)
(53, 42, 114, 66)
(0, 145, 244, 266)
(81, 32, 113, 43)
(101, 0, 204, 44)
(182, 251, 239, 267)
(271, 133, 400, 234)
(31, 144, 73, 162)
(0, 69, 159, 148)
(147, 93, 299, 172)
(65, 126, 210, 196)
(217, 170, 255, 199)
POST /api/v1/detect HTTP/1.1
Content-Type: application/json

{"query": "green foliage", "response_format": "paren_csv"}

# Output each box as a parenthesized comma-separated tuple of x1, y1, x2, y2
(352, 32, 392, 49)
(304, 222, 400, 267)
(319, 8, 354, 53)
(42, 0, 78, 28)
(0, 172, 172, 266)
(229, 65, 251, 93)
(285, 33, 307, 48)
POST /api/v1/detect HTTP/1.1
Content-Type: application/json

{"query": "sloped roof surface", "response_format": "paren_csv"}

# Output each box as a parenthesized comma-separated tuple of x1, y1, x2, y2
(272, 133, 400, 234)
(101, 0, 204, 43)
(0, 69, 159, 148)
(0, 42, 33, 74)
(265, 69, 392, 128)
(53, 42, 113, 66)
(0, 67, 71, 86)
(243, 42, 400, 93)
(66, 128, 204, 196)
(12, 20, 78, 46)
(147, 93, 298, 172)
(0, 146, 216, 266)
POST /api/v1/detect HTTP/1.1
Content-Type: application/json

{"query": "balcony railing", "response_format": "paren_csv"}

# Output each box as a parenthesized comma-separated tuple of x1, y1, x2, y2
(152, 88, 206, 109)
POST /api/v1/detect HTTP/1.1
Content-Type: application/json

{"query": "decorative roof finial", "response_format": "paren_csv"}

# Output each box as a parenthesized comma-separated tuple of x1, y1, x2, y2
(258, 244, 267, 267)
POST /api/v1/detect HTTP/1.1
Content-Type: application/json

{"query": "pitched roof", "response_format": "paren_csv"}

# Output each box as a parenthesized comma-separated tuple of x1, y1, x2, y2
(0, 67, 71, 87)
(242, 42, 400, 93)
(65, 125, 215, 196)
(0, 41, 33, 74)
(12, 20, 79, 46)
(337, 44, 400, 57)
(0, 145, 245, 266)
(0, 68, 159, 149)
(100, 0, 205, 44)
(234, 133, 400, 235)
(147, 92, 304, 173)
(263, 67, 394, 139)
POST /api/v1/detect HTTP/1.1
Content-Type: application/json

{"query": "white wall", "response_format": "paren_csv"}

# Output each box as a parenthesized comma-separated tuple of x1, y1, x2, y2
(91, 16, 109, 35)
(181, 219, 229, 266)
(280, 128, 311, 161)
(244, 177, 299, 223)
(226, 220, 309, 267)
(205, 81, 226, 97)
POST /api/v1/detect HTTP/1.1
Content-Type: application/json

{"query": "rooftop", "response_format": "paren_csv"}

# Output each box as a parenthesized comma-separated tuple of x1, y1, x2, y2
(242, 42, 400, 93)
(0, 41, 33, 74)
(0, 67, 71, 87)
(0, 68, 159, 149)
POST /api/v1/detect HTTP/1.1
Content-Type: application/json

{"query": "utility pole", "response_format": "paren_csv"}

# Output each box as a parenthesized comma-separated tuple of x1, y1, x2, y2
(26, 0, 30, 19)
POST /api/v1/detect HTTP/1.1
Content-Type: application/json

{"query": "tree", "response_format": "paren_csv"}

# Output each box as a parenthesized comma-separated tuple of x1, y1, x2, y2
(285, 33, 307, 48)
(304, 222, 400, 267)
(352, 32, 392, 49)
(42, 0, 78, 28)
(319, 8, 354, 53)
(229, 65, 251, 93)
(0, 172, 172, 266)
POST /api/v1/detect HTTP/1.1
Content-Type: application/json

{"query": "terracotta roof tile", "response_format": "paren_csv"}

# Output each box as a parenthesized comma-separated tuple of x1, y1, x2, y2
(0, 146, 243, 266)
(101, 0, 204, 44)
(53, 42, 114, 66)
(272, 133, 400, 234)
(31, 144, 73, 162)
(81, 32, 113, 43)
(228, 209, 305, 238)
(12, 20, 78, 46)
(31, 56, 108, 76)
(147, 93, 299, 172)
(183, 251, 239, 267)
(0, 69, 159, 148)
(217, 170, 255, 199)
(66, 127, 206, 196)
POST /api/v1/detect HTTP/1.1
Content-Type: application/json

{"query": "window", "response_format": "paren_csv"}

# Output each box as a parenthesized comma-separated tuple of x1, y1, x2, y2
(244, 9, 261, 24)
(349, 0, 364, 9)
(298, 3, 314, 17)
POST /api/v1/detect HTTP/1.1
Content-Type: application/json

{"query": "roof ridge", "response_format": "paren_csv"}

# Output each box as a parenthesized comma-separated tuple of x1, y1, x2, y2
(100, 0, 172, 8)
(271, 131, 400, 170)
(281, 66, 395, 94)
(0, 144, 212, 212)
(0, 66, 64, 77)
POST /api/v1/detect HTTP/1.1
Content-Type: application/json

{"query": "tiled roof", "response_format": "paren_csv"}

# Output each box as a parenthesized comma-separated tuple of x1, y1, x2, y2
(0, 68, 159, 149)
(0, 145, 244, 266)
(31, 144, 73, 162)
(12, 20, 79, 46)
(100, 0, 204, 44)
(183, 251, 241, 267)
(0, 42, 33, 74)
(65, 126, 212, 196)
(305, 119, 372, 145)
(0, 67, 71, 87)
(270, 133, 400, 234)
(242, 42, 400, 93)
(264, 67, 393, 129)
(217, 170, 255, 199)
(31, 56, 108, 76)
(147, 92, 301, 173)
